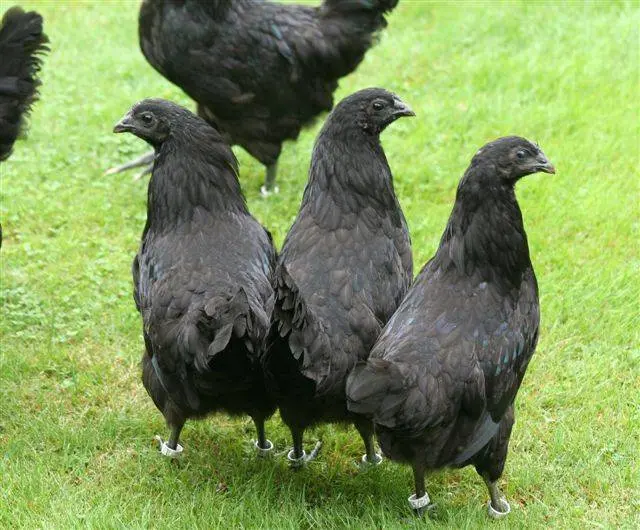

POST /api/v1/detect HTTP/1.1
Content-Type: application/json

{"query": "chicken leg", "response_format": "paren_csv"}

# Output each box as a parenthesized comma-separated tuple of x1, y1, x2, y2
(354, 417, 383, 465)
(253, 416, 274, 456)
(408, 461, 434, 516)
(286, 426, 322, 468)
(260, 162, 279, 196)
(483, 474, 511, 518)
(155, 421, 184, 458)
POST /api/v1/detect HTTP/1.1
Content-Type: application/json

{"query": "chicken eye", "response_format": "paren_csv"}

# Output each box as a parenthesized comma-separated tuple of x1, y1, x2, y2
(372, 101, 385, 111)
(141, 113, 154, 126)
(516, 150, 526, 160)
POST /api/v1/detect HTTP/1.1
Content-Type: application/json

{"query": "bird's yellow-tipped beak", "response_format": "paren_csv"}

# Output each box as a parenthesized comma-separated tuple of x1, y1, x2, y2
(392, 97, 415, 118)
(113, 112, 133, 133)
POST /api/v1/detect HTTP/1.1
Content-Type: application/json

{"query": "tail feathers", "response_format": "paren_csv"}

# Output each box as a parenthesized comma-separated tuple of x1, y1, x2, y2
(192, 288, 270, 372)
(347, 358, 407, 418)
(0, 6, 49, 161)
(311, 0, 398, 79)
(349, 358, 437, 437)
(322, 0, 399, 23)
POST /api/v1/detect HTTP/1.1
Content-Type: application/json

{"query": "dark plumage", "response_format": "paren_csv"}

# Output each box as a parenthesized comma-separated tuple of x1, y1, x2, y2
(346, 136, 555, 517)
(0, 6, 48, 247)
(113, 99, 277, 456)
(112, 0, 399, 193)
(0, 6, 48, 161)
(264, 88, 414, 465)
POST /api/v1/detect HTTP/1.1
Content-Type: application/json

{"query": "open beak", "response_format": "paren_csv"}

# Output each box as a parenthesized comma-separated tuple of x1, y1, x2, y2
(391, 97, 415, 118)
(113, 112, 134, 133)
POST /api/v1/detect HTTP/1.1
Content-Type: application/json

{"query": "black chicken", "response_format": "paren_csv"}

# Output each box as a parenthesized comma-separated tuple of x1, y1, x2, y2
(0, 6, 48, 162)
(346, 137, 555, 517)
(107, 0, 399, 195)
(0, 6, 48, 247)
(264, 88, 414, 466)
(113, 99, 277, 457)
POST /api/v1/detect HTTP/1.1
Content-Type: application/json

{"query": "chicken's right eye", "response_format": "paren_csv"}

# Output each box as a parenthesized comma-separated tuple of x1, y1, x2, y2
(141, 113, 153, 126)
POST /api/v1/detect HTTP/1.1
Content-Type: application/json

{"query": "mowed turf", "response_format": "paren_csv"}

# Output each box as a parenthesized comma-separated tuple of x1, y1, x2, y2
(1, 1, 638, 528)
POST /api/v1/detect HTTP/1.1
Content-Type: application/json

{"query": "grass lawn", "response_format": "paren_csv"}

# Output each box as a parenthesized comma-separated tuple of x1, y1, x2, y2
(1, 0, 638, 528)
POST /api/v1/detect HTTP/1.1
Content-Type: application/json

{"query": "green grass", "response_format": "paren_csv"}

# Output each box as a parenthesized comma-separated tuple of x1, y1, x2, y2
(1, 0, 638, 528)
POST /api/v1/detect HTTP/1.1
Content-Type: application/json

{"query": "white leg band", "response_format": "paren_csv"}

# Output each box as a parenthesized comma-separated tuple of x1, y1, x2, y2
(260, 185, 280, 197)
(254, 439, 274, 457)
(487, 499, 511, 519)
(287, 449, 307, 466)
(155, 435, 183, 458)
(408, 492, 431, 511)
(361, 453, 383, 465)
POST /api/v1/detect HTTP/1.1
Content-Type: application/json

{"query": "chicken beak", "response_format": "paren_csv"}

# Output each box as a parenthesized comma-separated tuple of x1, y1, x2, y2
(535, 154, 556, 174)
(391, 97, 415, 118)
(538, 162, 556, 174)
(113, 113, 134, 133)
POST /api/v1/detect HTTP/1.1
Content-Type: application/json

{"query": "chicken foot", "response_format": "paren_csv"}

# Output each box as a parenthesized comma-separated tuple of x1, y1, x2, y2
(155, 422, 184, 458)
(105, 150, 155, 180)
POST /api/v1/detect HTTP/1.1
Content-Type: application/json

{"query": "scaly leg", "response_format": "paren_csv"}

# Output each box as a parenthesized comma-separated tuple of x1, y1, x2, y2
(483, 474, 511, 518)
(253, 416, 274, 456)
(167, 423, 183, 450)
(474, 406, 514, 518)
(260, 162, 279, 196)
(155, 421, 185, 458)
(353, 417, 383, 465)
(286, 425, 322, 468)
(408, 461, 433, 516)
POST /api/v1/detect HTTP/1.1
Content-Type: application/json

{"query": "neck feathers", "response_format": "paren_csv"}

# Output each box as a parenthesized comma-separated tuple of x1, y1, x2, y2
(147, 136, 246, 230)
(303, 129, 397, 219)
(436, 172, 530, 283)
